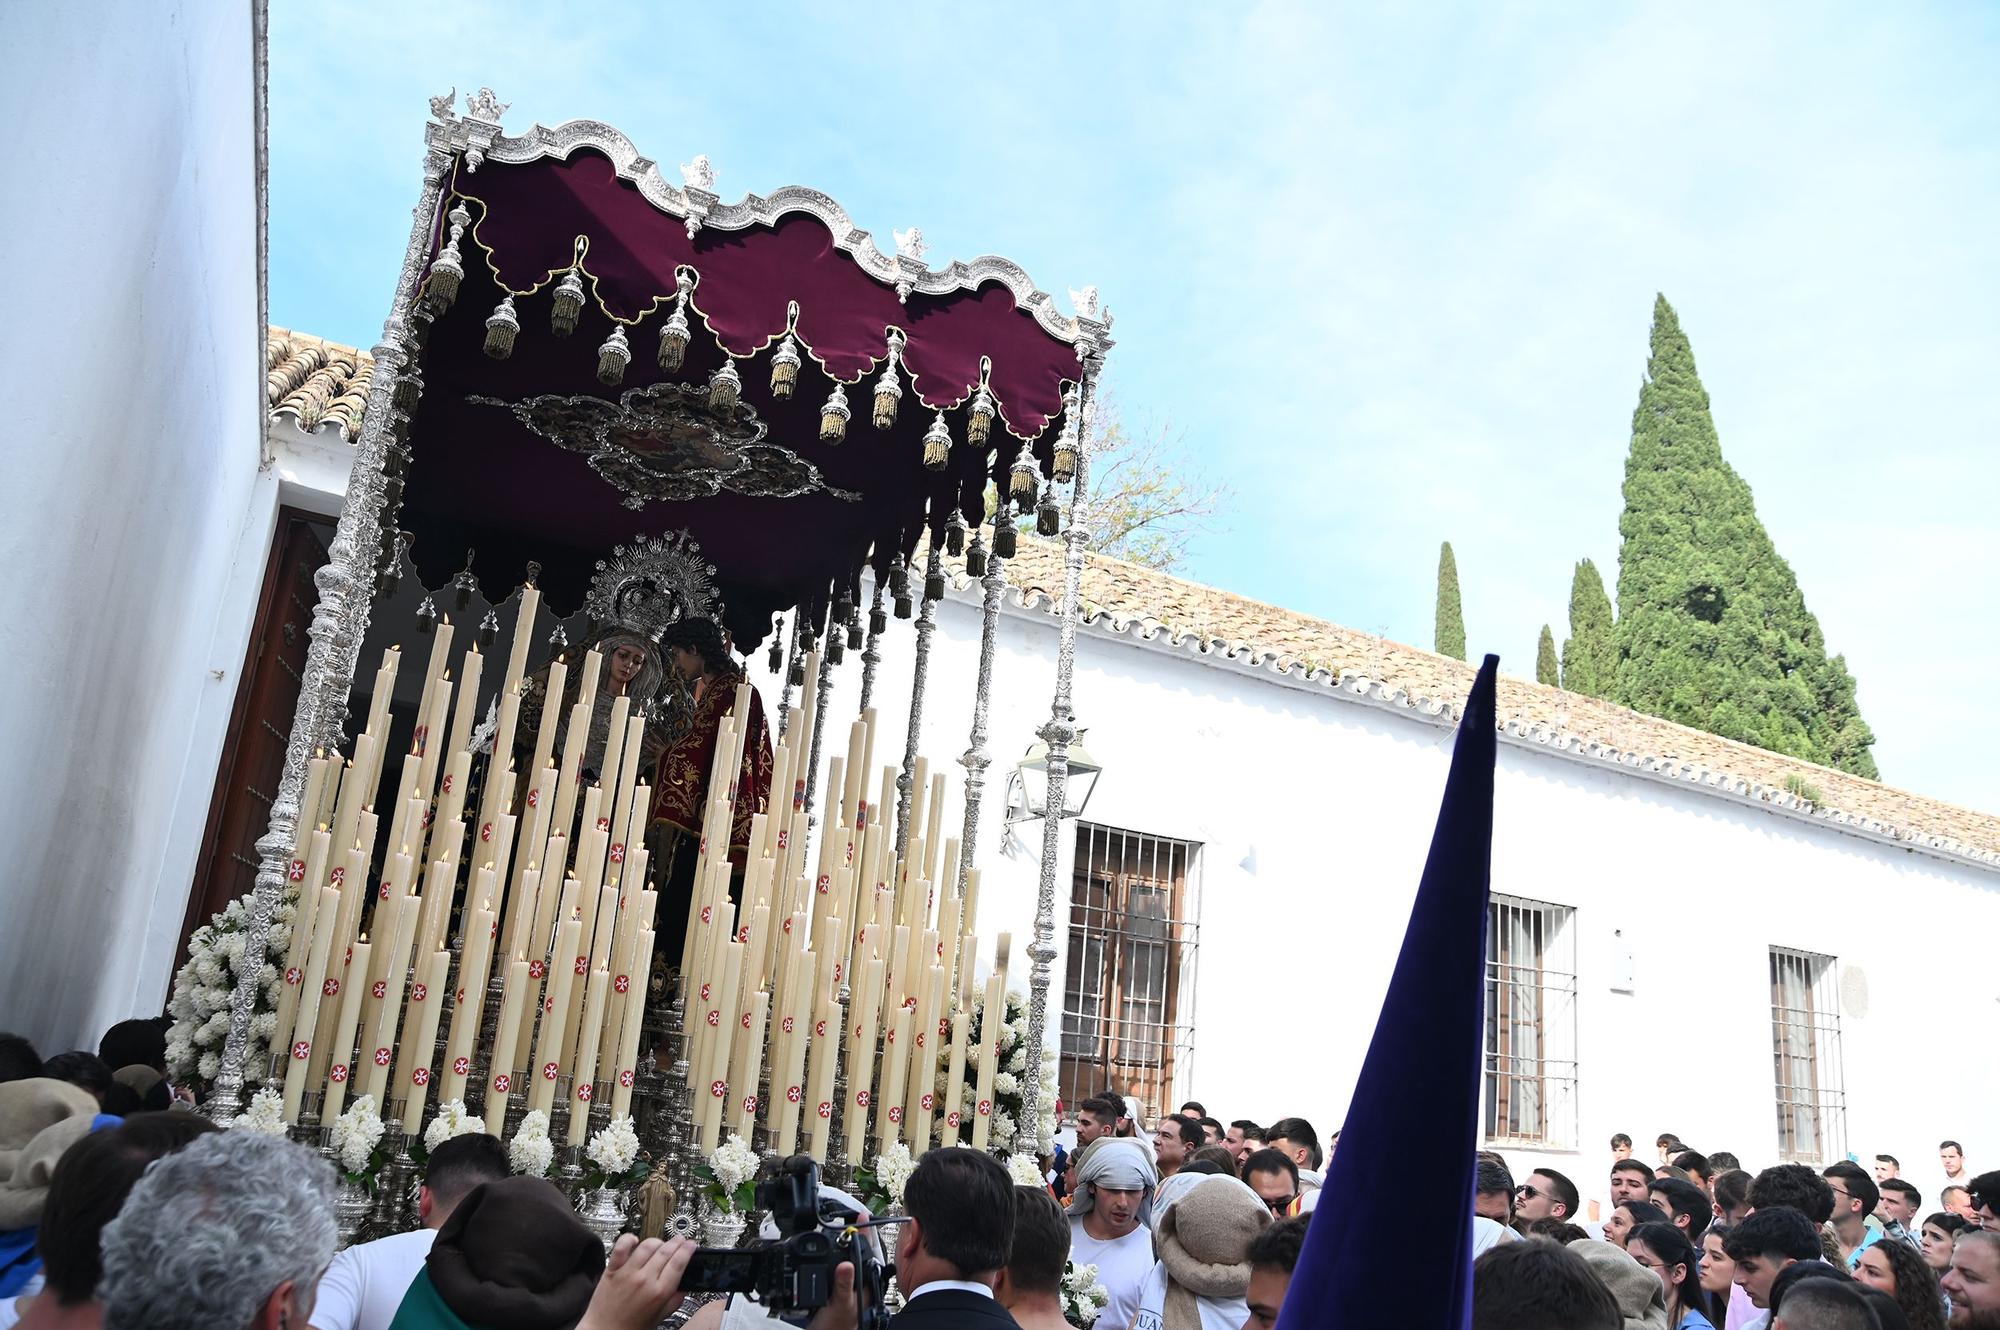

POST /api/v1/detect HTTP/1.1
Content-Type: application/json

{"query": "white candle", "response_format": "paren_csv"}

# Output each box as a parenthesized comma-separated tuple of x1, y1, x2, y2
(321, 939, 371, 1120)
(529, 915, 582, 1115)
(398, 949, 451, 1133)
(567, 967, 611, 1145)
(504, 585, 541, 697)
(970, 973, 1003, 1150)
(876, 1005, 914, 1152)
(607, 926, 654, 1117)
(439, 901, 496, 1102)
(940, 1010, 970, 1145)
(359, 895, 416, 1109)
(279, 886, 341, 1122)
(481, 957, 530, 1131)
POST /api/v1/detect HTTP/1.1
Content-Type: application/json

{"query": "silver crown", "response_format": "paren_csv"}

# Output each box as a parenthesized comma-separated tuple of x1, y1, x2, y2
(585, 530, 722, 641)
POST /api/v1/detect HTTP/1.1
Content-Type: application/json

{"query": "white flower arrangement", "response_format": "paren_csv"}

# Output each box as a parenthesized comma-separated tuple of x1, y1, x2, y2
(700, 1133, 760, 1212)
(329, 1095, 386, 1177)
(936, 988, 1057, 1155)
(423, 1099, 484, 1153)
(1062, 1260, 1111, 1327)
(165, 883, 299, 1094)
(509, 1110, 555, 1177)
(872, 1142, 916, 1206)
(1006, 1153, 1046, 1188)
(586, 1115, 641, 1177)
(234, 1087, 289, 1136)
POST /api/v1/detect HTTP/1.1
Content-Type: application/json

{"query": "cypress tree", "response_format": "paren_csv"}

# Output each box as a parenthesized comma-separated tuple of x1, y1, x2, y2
(1535, 625, 1559, 686)
(1435, 541, 1465, 660)
(1561, 558, 1618, 697)
(1612, 294, 1878, 778)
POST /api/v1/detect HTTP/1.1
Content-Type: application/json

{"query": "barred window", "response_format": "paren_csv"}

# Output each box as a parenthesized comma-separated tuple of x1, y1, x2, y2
(1483, 895, 1579, 1149)
(1770, 946, 1847, 1162)
(1059, 825, 1200, 1122)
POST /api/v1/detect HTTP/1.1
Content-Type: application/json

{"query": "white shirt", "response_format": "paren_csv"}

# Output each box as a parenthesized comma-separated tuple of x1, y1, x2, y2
(904, 1280, 997, 1300)
(1131, 1261, 1249, 1330)
(309, 1227, 436, 1330)
(1069, 1219, 1154, 1330)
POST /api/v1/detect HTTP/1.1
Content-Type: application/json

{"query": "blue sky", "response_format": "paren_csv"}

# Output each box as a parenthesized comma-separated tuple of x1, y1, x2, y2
(272, 1, 1999, 813)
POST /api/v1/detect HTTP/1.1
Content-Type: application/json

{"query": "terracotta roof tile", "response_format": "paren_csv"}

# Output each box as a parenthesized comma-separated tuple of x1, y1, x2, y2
(267, 327, 373, 440)
(981, 535, 2000, 866)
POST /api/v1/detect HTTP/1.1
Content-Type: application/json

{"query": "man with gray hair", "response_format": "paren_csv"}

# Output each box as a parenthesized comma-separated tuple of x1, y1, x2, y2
(99, 1128, 335, 1330)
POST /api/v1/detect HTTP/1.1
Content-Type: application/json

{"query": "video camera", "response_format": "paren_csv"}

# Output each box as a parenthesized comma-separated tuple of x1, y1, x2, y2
(681, 1154, 895, 1329)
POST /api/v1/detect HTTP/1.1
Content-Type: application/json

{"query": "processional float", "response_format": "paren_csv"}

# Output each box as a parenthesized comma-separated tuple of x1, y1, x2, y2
(178, 88, 1114, 1244)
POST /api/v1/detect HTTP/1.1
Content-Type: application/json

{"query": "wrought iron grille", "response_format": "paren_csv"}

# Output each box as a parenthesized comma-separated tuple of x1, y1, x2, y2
(1483, 894, 1579, 1149)
(1770, 946, 1847, 1163)
(1058, 825, 1201, 1122)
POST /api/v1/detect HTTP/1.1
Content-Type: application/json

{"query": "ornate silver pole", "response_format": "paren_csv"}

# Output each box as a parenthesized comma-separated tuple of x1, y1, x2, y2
(1016, 363, 1100, 1144)
(857, 585, 885, 713)
(894, 550, 941, 856)
(208, 100, 466, 1119)
(954, 530, 1009, 898)
(774, 614, 802, 741)
(801, 625, 839, 818)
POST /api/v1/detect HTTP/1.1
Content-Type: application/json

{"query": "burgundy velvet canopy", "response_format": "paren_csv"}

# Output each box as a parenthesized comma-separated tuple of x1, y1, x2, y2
(395, 140, 1097, 648)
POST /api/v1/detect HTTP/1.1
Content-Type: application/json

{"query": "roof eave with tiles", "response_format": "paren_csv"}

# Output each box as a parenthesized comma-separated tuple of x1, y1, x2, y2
(970, 536, 2000, 872)
(267, 327, 373, 440)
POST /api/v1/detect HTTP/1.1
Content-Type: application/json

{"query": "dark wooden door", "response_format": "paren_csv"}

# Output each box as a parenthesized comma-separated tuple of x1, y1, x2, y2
(177, 509, 335, 974)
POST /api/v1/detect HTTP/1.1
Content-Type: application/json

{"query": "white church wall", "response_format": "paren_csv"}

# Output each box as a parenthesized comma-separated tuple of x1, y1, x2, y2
(0, 3, 261, 1047)
(774, 579, 2000, 1199)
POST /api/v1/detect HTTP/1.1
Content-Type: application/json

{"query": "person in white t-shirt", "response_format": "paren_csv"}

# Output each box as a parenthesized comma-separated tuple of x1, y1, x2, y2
(1067, 1138, 1159, 1330)
(309, 1131, 511, 1330)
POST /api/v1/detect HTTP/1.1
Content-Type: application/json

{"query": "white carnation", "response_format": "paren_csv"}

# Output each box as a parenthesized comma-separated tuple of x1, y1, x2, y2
(993, 1071, 1019, 1096)
(251, 1011, 279, 1038)
(423, 1099, 483, 1152)
(235, 1088, 289, 1136)
(330, 1096, 385, 1173)
(872, 1142, 916, 1205)
(198, 1052, 220, 1080)
(586, 1115, 641, 1176)
(708, 1133, 759, 1197)
(510, 1110, 554, 1176)
(1005, 1048, 1027, 1074)
(1006, 1153, 1045, 1187)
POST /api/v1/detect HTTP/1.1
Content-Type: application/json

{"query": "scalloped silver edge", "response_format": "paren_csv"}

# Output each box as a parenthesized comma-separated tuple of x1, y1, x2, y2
(434, 117, 1113, 355)
(944, 571, 2000, 875)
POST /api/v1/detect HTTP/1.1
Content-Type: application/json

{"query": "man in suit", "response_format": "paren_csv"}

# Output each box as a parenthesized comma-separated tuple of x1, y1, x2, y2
(891, 1149, 1020, 1330)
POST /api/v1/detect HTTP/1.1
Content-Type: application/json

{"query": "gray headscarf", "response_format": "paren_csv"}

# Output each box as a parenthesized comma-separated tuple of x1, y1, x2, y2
(1066, 1137, 1160, 1228)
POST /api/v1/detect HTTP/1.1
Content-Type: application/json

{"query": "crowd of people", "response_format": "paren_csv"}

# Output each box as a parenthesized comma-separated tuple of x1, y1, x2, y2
(3, 1020, 1997, 1330)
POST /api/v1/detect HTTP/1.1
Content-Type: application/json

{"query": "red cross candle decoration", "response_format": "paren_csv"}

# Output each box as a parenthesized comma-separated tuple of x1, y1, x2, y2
(740, 1010, 752, 1029)
(412, 1066, 430, 1086)
(814, 1019, 828, 1038)
(700, 905, 713, 925)
(743, 1095, 758, 1115)
(787, 1085, 803, 1103)
(527, 788, 540, 807)
(978, 1099, 993, 1117)
(374, 1047, 392, 1066)
(609, 843, 625, 863)
(529, 960, 547, 979)
(574, 955, 588, 976)
(597, 816, 610, 832)
(818, 1101, 832, 1119)
(614, 974, 630, 993)
(481, 822, 494, 842)
(542, 1061, 560, 1080)
(781, 1015, 795, 1034)
(288, 859, 306, 882)
(453, 1057, 471, 1076)
(700, 980, 712, 1001)
(492, 1073, 511, 1093)
(292, 1040, 311, 1060)
(379, 882, 392, 900)
(442, 773, 454, 794)
(286, 966, 302, 986)
(921, 1092, 935, 1111)
(947, 1111, 962, 1128)
(331, 865, 346, 884)
(330, 1063, 349, 1083)
(411, 983, 429, 1002)
(456, 987, 466, 1004)
(372, 980, 388, 1000)
(887, 1105, 904, 1124)
(816, 874, 830, 894)
(577, 1082, 594, 1102)
(711, 1079, 727, 1098)
(857, 1090, 872, 1107)
(619, 1068, 635, 1088)
(706, 1010, 720, 1027)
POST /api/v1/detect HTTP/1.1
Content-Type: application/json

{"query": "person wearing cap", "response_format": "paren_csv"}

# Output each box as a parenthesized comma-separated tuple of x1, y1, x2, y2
(1067, 1138, 1158, 1330)
(0, 1079, 105, 1301)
